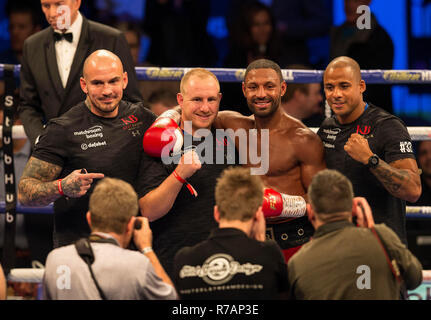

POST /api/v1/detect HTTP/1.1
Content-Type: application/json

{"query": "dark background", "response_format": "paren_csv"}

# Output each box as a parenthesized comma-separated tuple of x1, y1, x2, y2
(0, 0, 430, 120)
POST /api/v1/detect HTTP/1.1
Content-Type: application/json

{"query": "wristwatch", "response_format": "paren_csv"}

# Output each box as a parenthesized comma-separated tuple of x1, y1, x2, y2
(366, 154, 380, 169)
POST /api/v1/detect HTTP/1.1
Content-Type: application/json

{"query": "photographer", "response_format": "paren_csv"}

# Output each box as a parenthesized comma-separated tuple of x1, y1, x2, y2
(42, 178, 177, 300)
(172, 167, 289, 299)
(287, 169, 423, 300)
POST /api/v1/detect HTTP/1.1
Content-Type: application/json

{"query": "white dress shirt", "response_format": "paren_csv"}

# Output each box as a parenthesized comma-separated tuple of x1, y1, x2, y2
(54, 12, 83, 88)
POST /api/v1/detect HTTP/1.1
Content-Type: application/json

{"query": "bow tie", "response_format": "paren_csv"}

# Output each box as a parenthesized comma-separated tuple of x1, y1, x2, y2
(53, 32, 73, 43)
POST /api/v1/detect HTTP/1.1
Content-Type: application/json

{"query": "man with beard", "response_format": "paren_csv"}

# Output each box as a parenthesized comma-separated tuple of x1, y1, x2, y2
(146, 59, 326, 262)
(18, 50, 156, 247)
(214, 59, 326, 260)
(19, 0, 142, 148)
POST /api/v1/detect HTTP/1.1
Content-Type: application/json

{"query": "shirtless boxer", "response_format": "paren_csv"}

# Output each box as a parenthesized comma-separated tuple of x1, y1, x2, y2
(144, 59, 326, 261)
(213, 59, 326, 260)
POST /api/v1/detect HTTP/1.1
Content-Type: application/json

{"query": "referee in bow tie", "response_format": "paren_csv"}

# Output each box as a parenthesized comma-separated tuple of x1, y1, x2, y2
(53, 32, 73, 42)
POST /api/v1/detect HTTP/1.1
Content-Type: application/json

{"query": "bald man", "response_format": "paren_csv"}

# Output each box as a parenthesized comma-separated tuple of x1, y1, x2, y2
(317, 56, 421, 246)
(18, 50, 156, 247)
(19, 0, 142, 148)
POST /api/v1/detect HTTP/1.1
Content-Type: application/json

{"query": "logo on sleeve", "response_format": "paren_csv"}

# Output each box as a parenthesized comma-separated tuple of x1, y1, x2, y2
(400, 141, 413, 153)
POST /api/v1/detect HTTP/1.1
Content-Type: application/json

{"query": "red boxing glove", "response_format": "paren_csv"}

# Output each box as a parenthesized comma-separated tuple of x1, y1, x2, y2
(143, 118, 183, 158)
(262, 188, 306, 219)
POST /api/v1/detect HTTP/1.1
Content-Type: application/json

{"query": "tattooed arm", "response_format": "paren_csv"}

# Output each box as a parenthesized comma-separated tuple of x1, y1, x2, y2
(344, 133, 421, 203)
(370, 158, 421, 203)
(18, 157, 62, 206)
(18, 157, 105, 206)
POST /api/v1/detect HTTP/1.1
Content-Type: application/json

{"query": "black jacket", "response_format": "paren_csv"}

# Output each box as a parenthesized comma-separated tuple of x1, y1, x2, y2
(18, 16, 143, 147)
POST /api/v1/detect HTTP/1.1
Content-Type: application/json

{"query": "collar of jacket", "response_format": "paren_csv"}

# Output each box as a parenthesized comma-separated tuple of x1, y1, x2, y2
(209, 227, 248, 239)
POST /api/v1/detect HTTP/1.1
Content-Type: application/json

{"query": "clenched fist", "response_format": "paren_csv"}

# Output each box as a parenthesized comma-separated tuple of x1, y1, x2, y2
(175, 150, 202, 179)
(344, 133, 373, 165)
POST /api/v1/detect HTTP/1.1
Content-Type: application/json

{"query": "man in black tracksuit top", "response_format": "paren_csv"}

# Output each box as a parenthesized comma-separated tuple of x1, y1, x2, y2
(317, 56, 421, 245)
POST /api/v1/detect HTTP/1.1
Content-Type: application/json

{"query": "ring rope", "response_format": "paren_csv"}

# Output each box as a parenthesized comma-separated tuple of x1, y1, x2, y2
(1, 64, 431, 83)
(3, 64, 431, 294)
(135, 68, 431, 84)
(1, 202, 431, 217)
(7, 263, 430, 285)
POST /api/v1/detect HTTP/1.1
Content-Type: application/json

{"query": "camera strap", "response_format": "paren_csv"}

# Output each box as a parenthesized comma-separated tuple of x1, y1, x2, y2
(74, 236, 118, 300)
(370, 227, 402, 284)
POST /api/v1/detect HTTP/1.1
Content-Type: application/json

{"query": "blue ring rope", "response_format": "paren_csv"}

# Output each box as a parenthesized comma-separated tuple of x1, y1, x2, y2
(1, 64, 431, 83)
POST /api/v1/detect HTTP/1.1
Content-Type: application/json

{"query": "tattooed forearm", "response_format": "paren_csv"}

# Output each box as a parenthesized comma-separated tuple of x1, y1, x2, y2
(18, 157, 63, 206)
(21, 157, 61, 181)
(371, 160, 410, 197)
(19, 179, 61, 206)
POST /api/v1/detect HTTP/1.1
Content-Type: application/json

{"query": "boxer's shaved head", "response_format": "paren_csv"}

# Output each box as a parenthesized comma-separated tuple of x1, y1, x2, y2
(324, 56, 362, 83)
(180, 68, 220, 95)
(323, 56, 366, 124)
(80, 49, 128, 118)
(177, 68, 221, 134)
(83, 50, 124, 79)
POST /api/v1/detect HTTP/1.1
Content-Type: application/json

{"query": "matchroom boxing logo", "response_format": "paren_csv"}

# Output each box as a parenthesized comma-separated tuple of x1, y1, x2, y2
(160, 121, 270, 175)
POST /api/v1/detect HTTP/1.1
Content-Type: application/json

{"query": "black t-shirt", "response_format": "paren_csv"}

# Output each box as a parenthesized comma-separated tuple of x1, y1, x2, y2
(173, 228, 288, 300)
(317, 104, 415, 245)
(33, 101, 156, 246)
(137, 128, 237, 275)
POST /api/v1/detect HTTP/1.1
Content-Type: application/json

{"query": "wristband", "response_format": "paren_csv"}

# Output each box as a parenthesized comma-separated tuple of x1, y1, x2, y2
(173, 171, 198, 197)
(57, 179, 65, 196)
(141, 247, 153, 254)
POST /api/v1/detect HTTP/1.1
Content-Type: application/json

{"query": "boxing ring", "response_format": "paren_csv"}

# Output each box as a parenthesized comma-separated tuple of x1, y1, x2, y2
(1, 64, 431, 299)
